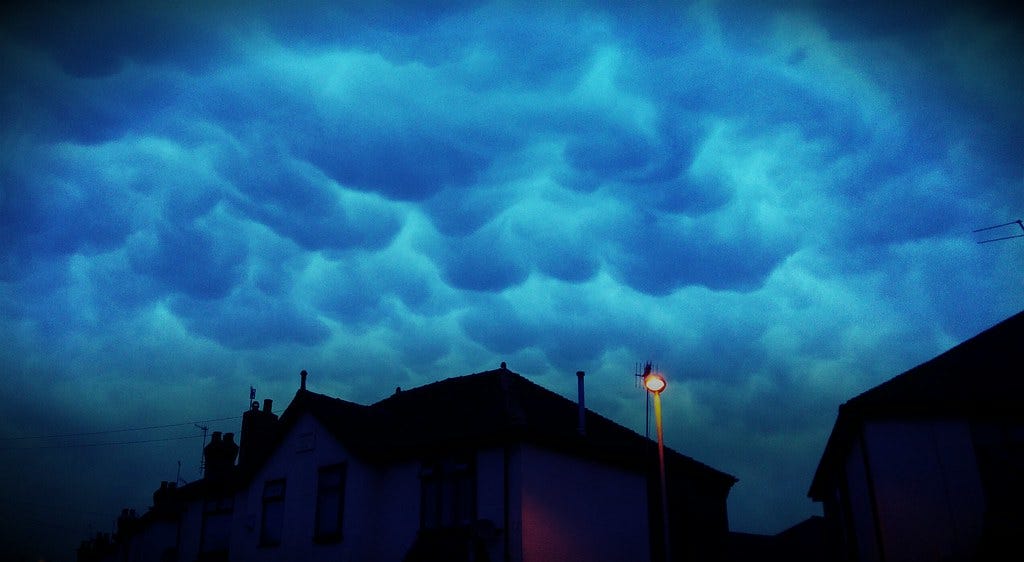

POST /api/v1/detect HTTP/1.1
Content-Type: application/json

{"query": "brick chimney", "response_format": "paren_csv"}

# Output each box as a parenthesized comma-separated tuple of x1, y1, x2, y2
(203, 431, 238, 481)
(238, 398, 279, 468)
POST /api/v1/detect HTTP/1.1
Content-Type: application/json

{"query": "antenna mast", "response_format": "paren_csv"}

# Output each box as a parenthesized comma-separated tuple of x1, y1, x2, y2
(195, 424, 209, 477)
(175, 460, 187, 486)
(635, 361, 654, 439)
(974, 219, 1024, 244)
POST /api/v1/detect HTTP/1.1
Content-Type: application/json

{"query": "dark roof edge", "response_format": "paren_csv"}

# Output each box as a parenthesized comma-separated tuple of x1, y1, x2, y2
(282, 370, 737, 485)
(807, 310, 1024, 500)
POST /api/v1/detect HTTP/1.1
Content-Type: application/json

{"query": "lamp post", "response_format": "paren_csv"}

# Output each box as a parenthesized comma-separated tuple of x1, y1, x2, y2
(644, 371, 671, 562)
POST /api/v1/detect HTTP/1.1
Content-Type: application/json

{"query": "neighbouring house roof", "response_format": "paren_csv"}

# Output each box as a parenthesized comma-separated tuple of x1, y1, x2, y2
(808, 310, 1024, 500)
(728, 516, 831, 562)
(279, 365, 737, 490)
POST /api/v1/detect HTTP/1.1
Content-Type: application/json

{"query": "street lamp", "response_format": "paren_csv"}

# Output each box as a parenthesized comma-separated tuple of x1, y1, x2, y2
(644, 372, 666, 394)
(644, 371, 671, 562)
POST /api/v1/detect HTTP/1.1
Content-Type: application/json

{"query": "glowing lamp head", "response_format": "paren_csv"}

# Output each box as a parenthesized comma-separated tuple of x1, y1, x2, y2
(643, 372, 667, 394)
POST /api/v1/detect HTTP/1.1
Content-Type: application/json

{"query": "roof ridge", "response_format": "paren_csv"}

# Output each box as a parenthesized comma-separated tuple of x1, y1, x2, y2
(278, 366, 735, 484)
(370, 367, 513, 406)
(845, 309, 1024, 409)
(809, 309, 1024, 499)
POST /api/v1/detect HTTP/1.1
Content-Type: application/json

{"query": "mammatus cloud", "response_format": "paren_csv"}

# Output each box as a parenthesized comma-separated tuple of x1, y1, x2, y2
(1, 2, 1022, 560)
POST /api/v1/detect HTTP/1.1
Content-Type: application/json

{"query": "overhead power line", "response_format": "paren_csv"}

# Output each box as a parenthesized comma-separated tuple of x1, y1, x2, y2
(0, 495, 119, 517)
(0, 433, 205, 452)
(974, 219, 1024, 243)
(0, 415, 240, 442)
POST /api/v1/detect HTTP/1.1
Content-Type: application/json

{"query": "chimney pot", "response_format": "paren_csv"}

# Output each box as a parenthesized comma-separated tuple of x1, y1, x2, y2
(239, 394, 280, 469)
(300, 370, 308, 390)
(203, 431, 237, 480)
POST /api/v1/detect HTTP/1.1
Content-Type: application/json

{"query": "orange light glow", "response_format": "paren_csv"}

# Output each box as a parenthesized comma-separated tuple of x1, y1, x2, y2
(643, 373, 666, 393)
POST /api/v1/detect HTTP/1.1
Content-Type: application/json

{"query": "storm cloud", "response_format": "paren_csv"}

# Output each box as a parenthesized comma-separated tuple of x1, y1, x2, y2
(1, 1, 1022, 560)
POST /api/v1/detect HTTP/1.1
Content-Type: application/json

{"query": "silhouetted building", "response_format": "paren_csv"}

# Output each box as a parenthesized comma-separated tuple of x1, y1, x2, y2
(809, 310, 1024, 562)
(202, 431, 239, 482)
(77, 532, 116, 562)
(728, 516, 834, 562)
(238, 398, 278, 468)
(83, 365, 736, 562)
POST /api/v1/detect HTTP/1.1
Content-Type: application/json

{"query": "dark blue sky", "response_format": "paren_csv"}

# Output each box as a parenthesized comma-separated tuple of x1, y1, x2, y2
(1, 1, 1022, 560)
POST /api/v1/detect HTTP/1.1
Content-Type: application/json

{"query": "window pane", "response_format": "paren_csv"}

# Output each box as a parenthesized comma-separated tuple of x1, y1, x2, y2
(315, 464, 346, 541)
(260, 480, 286, 546)
(419, 456, 476, 529)
(316, 494, 339, 535)
(454, 472, 474, 525)
(263, 479, 285, 499)
(421, 476, 441, 529)
(320, 468, 342, 489)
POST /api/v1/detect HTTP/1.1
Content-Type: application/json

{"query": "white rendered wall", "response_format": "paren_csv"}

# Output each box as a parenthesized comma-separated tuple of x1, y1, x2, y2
(233, 412, 368, 562)
(843, 436, 881, 562)
(170, 417, 657, 562)
(124, 518, 178, 562)
(175, 496, 205, 562)
(862, 419, 986, 562)
(517, 444, 650, 562)
(367, 459, 423, 561)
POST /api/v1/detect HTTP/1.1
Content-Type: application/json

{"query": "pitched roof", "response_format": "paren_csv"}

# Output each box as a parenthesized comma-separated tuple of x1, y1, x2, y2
(808, 310, 1024, 499)
(844, 310, 1024, 417)
(282, 365, 736, 489)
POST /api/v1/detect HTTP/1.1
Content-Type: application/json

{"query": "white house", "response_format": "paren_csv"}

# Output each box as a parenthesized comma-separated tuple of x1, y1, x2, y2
(808, 311, 1024, 562)
(82, 364, 737, 562)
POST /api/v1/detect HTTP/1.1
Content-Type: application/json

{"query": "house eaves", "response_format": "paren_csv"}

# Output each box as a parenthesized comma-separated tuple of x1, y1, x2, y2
(269, 366, 736, 490)
(808, 309, 1024, 500)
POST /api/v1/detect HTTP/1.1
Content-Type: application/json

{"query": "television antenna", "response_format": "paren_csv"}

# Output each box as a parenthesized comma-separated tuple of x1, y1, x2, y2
(195, 424, 209, 476)
(974, 219, 1023, 244)
(634, 362, 654, 439)
(175, 460, 188, 486)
